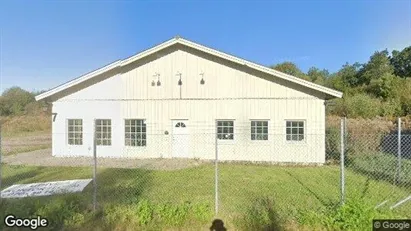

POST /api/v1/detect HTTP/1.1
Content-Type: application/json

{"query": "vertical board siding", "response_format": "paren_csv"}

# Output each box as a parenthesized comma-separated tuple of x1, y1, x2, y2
(54, 47, 327, 163)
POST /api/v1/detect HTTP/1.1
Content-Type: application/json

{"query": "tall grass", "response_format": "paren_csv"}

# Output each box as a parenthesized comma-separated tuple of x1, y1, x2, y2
(1, 115, 51, 137)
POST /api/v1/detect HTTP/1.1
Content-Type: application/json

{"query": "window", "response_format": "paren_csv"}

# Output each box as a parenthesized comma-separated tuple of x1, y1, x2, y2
(217, 120, 234, 140)
(286, 121, 304, 141)
(125, 119, 146, 146)
(175, 122, 186, 128)
(96, 119, 111, 146)
(251, 121, 268, 140)
(68, 119, 83, 145)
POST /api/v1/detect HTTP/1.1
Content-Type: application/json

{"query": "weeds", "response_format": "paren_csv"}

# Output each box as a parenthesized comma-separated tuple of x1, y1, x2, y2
(298, 198, 403, 231)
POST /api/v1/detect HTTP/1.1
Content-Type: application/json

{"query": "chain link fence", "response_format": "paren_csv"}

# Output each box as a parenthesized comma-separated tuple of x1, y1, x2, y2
(0, 117, 410, 230)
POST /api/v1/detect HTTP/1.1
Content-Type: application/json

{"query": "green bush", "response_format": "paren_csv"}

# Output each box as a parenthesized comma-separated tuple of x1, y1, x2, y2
(345, 94, 381, 118)
(380, 99, 402, 117)
(299, 198, 402, 231)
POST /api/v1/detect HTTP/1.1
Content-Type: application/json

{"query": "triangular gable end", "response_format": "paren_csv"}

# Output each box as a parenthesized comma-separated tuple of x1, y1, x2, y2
(35, 36, 343, 101)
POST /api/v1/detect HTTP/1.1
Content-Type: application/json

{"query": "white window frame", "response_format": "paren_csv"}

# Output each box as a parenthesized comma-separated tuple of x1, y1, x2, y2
(250, 120, 269, 141)
(216, 120, 235, 140)
(125, 119, 147, 147)
(285, 120, 306, 142)
(67, 119, 83, 145)
(95, 119, 112, 146)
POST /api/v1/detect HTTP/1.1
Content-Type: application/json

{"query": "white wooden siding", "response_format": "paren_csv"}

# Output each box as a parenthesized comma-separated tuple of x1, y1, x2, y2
(53, 46, 326, 164)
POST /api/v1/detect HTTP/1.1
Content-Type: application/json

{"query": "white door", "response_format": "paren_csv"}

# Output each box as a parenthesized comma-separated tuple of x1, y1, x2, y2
(172, 120, 189, 158)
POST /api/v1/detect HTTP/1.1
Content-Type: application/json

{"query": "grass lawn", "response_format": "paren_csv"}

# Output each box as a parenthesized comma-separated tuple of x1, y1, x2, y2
(1, 163, 410, 230)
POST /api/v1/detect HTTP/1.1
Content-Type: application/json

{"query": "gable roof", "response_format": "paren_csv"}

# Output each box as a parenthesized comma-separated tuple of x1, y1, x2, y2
(35, 36, 343, 101)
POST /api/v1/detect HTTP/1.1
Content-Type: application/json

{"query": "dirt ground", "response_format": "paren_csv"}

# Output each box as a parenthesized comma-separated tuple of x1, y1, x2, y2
(1, 133, 52, 155)
(2, 148, 207, 170)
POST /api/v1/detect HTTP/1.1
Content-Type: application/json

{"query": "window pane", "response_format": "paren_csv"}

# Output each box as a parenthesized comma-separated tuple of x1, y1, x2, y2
(286, 121, 291, 127)
(298, 134, 304, 141)
(298, 122, 304, 127)
(251, 134, 256, 140)
(251, 127, 256, 134)
(299, 128, 304, 134)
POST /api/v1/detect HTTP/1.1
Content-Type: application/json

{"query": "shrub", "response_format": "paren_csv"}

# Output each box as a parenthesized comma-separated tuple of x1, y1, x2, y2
(345, 94, 381, 118)
(298, 198, 402, 231)
(380, 99, 402, 117)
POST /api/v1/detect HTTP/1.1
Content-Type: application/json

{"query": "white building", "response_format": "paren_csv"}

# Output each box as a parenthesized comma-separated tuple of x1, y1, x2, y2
(36, 36, 342, 164)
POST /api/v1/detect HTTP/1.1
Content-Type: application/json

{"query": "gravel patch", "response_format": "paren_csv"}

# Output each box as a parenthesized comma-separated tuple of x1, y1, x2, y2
(2, 148, 208, 170)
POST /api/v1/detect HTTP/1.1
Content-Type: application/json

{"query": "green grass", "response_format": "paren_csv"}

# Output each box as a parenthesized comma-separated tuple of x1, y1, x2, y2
(1, 162, 410, 230)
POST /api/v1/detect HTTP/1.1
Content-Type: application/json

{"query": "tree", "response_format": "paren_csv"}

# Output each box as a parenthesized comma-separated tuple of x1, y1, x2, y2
(0, 87, 35, 116)
(337, 62, 363, 87)
(270, 62, 310, 81)
(368, 72, 400, 99)
(391, 46, 411, 78)
(360, 50, 394, 85)
(307, 67, 329, 85)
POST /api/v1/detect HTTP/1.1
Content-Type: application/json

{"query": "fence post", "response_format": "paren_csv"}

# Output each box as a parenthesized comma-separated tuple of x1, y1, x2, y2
(340, 117, 345, 205)
(214, 120, 219, 216)
(93, 120, 97, 211)
(396, 117, 402, 185)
